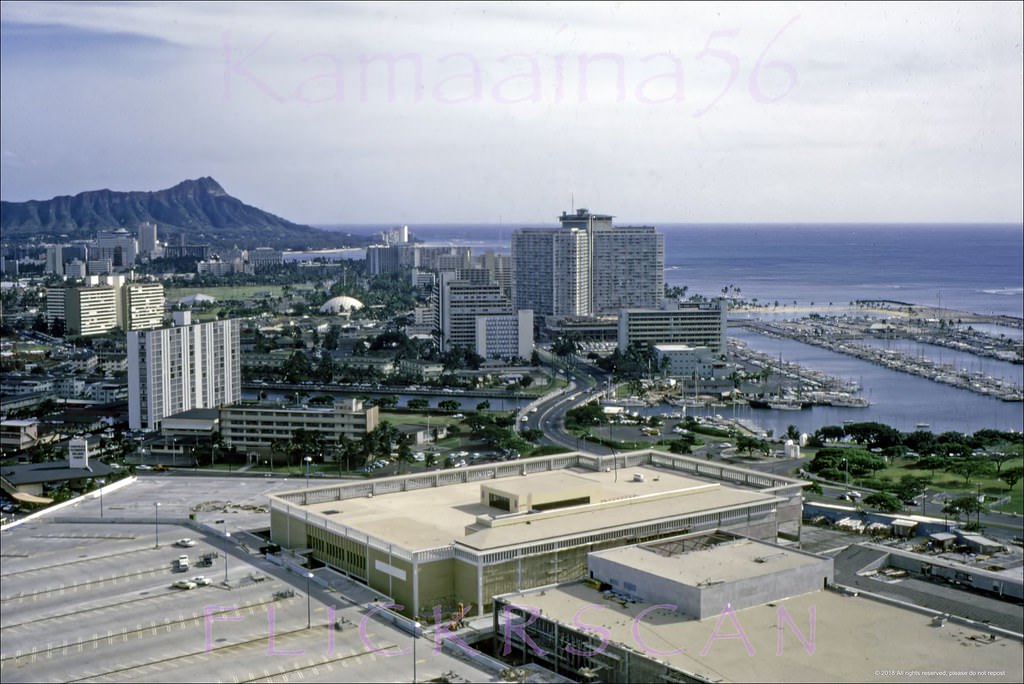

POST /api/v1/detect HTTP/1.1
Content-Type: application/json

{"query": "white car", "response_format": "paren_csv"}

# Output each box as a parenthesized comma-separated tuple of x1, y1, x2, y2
(191, 575, 212, 586)
(174, 538, 196, 547)
(173, 579, 197, 590)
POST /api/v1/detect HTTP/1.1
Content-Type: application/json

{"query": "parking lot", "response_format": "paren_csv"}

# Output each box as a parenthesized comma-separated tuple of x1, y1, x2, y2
(0, 475, 498, 683)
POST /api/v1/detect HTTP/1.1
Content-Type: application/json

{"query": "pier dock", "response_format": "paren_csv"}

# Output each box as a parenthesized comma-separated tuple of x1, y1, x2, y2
(735, 309, 1023, 401)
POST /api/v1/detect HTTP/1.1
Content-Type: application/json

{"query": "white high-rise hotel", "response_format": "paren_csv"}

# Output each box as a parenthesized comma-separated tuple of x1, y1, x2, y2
(128, 313, 241, 431)
(511, 209, 664, 321)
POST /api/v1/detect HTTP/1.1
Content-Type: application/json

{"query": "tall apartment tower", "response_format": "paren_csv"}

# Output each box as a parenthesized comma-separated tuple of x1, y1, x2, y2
(512, 208, 663, 323)
(127, 314, 241, 431)
(557, 208, 664, 314)
(63, 286, 118, 336)
(123, 282, 165, 331)
(95, 228, 138, 269)
(477, 250, 513, 299)
(47, 276, 163, 335)
(137, 222, 158, 257)
(511, 226, 591, 321)
(45, 245, 64, 275)
(590, 224, 664, 314)
(45, 287, 67, 326)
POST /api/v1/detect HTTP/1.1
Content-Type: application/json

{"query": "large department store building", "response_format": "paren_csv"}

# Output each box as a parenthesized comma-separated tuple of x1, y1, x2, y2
(268, 450, 805, 623)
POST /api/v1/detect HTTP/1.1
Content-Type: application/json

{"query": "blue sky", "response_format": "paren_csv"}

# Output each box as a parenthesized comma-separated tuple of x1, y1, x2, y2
(1, 1, 1021, 225)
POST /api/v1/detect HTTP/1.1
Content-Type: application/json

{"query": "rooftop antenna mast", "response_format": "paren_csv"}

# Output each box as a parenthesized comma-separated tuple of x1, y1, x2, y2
(571, 192, 575, 212)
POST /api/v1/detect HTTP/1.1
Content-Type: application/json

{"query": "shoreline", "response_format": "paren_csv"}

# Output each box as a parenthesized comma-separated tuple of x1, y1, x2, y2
(730, 301, 1023, 327)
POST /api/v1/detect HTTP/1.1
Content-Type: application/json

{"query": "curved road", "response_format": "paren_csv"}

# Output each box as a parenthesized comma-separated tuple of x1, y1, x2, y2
(521, 354, 617, 455)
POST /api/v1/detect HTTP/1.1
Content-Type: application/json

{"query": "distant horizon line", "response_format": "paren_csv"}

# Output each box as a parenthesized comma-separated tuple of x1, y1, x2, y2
(313, 221, 1024, 230)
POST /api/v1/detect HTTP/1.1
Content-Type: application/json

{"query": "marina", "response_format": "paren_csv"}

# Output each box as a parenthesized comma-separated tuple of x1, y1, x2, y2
(724, 327, 1024, 436)
(736, 313, 1023, 401)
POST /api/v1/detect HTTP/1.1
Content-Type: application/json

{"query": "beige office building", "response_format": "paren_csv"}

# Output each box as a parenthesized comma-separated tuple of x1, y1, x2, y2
(618, 299, 728, 354)
(219, 400, 379, 455)
(268, 450, 805, 623)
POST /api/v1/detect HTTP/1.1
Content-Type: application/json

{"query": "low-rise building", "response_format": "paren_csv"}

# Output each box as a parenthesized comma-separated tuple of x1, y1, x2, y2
(161, 408, 219, 439)
(88, 381, 128, 403)
(268, 450, 805, 622)
(0, 375, 55, 396)
(219, 399, 379, 457)
(618, 299, 727, 354)
(53, 375, 87, 399)
(652, 343, 723, 379)
(397, 359, 446, 382)
(475, 309, 534, 361)
(493, 531, 1020, 683)
(0, 419, 39, 453)
(0, 454, 112, 500)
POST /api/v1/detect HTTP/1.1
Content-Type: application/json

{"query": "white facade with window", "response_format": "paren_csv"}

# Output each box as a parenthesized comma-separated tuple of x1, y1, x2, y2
(128, 318, 241, 431)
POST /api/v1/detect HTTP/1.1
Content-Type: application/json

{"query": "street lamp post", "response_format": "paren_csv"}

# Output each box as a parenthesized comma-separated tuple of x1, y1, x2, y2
(977, 483, 982, 530)
(215, 518, 229, 583)
(304, 456, 313, 487)
(306, 572, 314, 628)
(153, 502, 161, 548)
(412, 621, 421, 683)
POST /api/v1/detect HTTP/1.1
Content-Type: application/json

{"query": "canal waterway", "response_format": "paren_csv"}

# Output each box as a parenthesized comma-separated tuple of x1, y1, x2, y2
(241, 389, 533, 413)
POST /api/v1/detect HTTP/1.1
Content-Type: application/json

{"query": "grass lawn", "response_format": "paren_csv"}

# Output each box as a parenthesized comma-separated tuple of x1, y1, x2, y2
(165, 284, 301, 301)
(855, 456, 1024, 515)
(378, 412, 466, 428)
(995, 486, 1024, 515)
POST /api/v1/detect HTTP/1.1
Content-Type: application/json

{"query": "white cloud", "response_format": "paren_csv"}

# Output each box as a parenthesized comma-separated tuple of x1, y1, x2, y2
(1, 1, 1021, 223)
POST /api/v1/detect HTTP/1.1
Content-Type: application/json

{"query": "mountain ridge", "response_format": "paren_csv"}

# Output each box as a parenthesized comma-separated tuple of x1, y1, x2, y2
(0, 177, 366, 249)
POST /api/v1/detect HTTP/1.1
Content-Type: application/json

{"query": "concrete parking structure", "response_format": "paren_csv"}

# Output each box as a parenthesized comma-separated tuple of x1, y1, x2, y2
(0, 476, 499, 683)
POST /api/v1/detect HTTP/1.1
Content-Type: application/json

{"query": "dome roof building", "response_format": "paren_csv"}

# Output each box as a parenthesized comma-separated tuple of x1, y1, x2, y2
(319, 295, 364, 314)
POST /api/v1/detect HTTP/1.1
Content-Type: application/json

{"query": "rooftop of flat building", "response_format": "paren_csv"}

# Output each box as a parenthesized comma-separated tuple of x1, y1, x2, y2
(163, 408, 220, 421)
(496, 583, 1023, 683)
(298, 464, 780, 554)
(592, 537, 824, 586)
